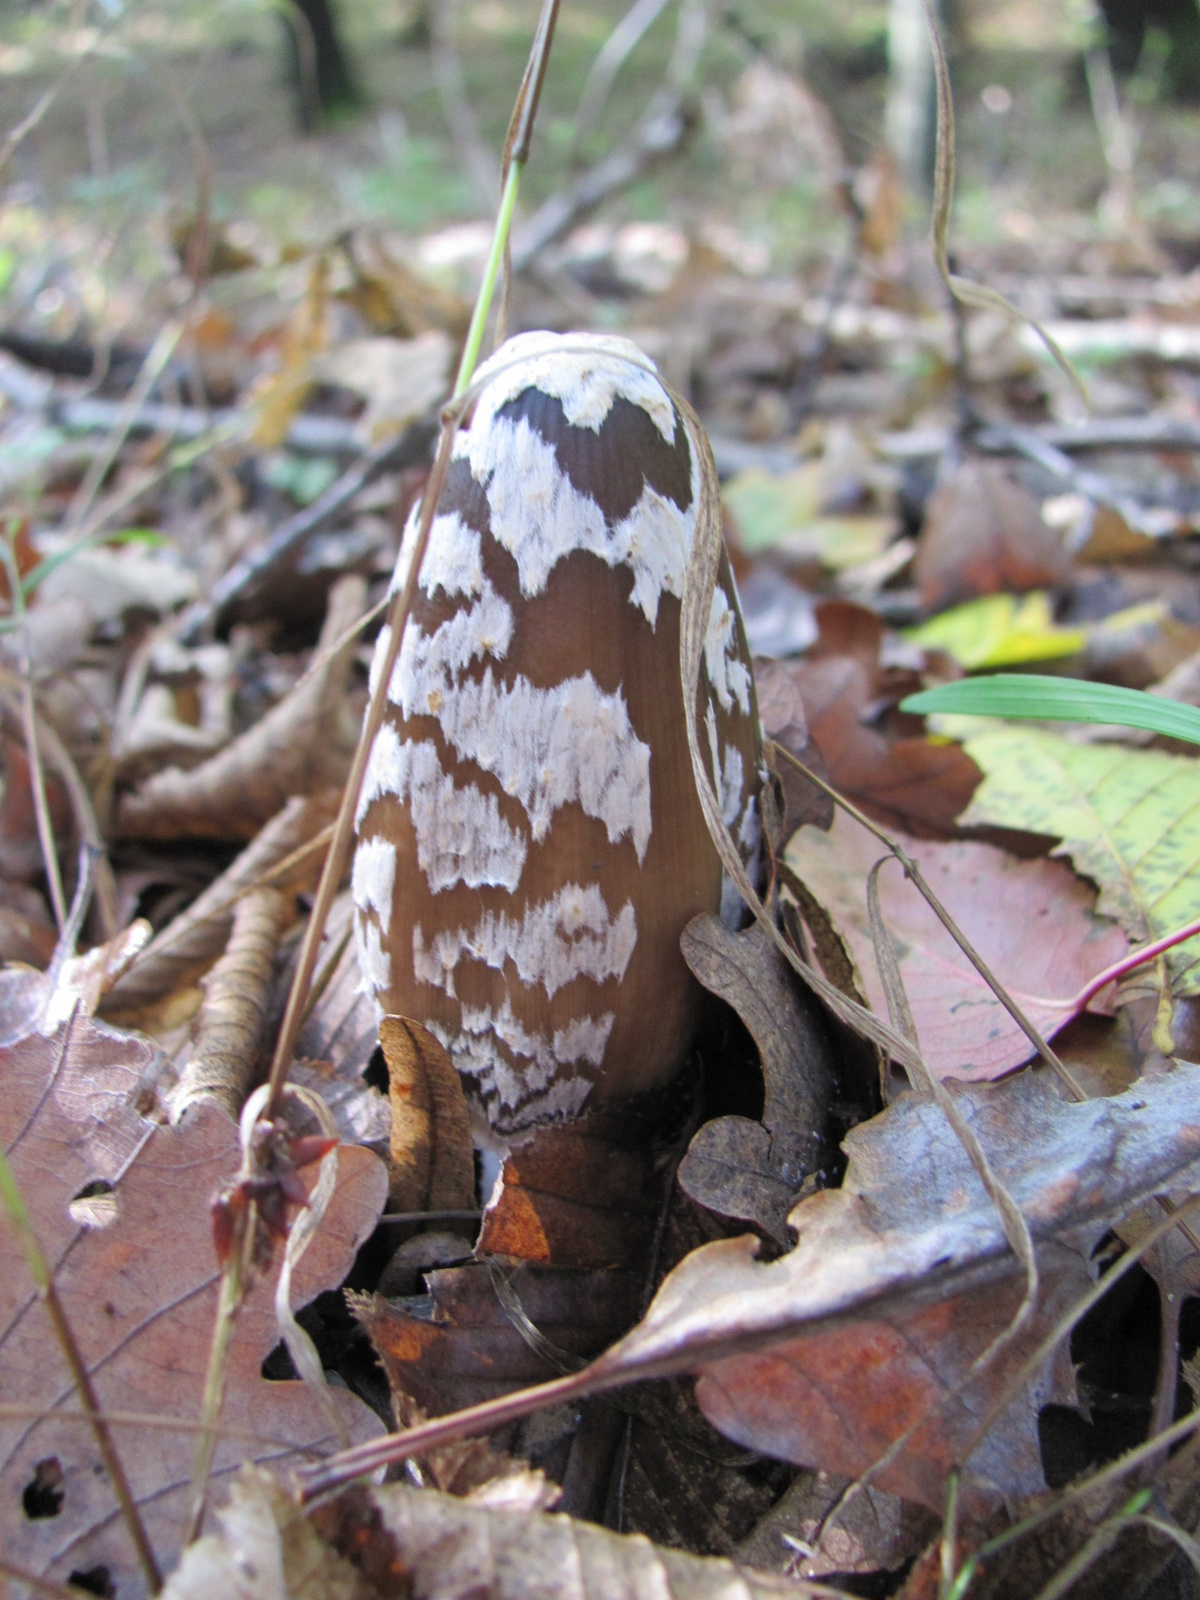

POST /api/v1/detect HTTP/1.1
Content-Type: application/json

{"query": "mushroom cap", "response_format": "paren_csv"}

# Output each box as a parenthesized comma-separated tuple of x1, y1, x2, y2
(354, 332, 762, 1138)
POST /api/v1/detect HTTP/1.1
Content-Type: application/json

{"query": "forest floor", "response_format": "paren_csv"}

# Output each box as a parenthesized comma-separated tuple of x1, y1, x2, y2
(8, 4, 1200, 1600)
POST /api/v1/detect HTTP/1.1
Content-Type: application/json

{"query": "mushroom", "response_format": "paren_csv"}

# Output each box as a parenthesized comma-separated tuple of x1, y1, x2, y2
(353, 331, 762, 1144)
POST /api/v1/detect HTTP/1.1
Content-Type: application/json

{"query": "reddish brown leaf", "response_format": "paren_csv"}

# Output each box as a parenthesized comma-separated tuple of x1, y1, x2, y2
(478, 1106, 667, 1270)
(786, 810, 1129, 1080)
(770, 603, 979, 834)
(354, 1260, 642, 1416)
(583, 1063, 1200, 1520)
(1, 1011, 387, 1598)
(914, 460, 1068, 612)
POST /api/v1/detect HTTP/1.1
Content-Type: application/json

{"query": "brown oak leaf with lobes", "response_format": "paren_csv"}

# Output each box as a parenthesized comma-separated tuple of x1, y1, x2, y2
(0, 1009, 387, 1599)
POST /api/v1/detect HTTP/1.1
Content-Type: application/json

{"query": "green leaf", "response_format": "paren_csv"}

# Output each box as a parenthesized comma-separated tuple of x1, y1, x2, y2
(902, 674, 1200, 747)
(722, 465, 893, 570)
(954, 725, 1200, 993)
(904, 592, 1086, 669)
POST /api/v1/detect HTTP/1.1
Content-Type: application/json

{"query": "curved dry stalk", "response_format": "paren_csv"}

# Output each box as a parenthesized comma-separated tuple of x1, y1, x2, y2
(0, 1017, 162, 1593)
(921, 0, 1086, 411)
(570, 0, 674, 159)
(261, 0, 563, 1122)
(0, 668, 118, 939)
(0, 533, 66, 927)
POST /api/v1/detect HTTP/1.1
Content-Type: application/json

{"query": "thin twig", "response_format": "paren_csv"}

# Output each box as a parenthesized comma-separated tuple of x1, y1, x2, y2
(570, 0, 674, 160)
(175, 420, 433, 645)
(262, 0, 562, 1122)
(0, 531, 66, 927)
(0, 3, 98, 183)
(64, 319, 185, 536)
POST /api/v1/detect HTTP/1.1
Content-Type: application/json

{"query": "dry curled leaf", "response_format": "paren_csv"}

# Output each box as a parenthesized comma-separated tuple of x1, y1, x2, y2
(786, 810, 1129, 1081)
(914, 459, 1068, 613)
(580, 1063, 1200, 1519)
(174, 885, 289, 1120)
(379, 1014, 475, 1213)
(679, 917, 836, 1245)
(1, 1009, 387, 1598)
(165, 1464, 843, 1600)
(117, 575, 365, 841)
(775, 603, 978, 834)
(104, 791, 338, 1018)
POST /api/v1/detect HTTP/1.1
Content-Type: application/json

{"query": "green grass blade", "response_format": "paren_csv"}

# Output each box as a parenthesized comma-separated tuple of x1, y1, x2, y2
(901, 674, 1200, 747)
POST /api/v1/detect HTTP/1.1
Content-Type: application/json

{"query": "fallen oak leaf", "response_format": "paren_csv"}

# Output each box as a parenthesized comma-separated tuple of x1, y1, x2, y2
(165, 1464, 849, 1600)
(1, 1009, 387, 1599)
(302, 1062, 1200, 1521)
(679, 917, 837, 1245)
(786, 810, 1128, 1081)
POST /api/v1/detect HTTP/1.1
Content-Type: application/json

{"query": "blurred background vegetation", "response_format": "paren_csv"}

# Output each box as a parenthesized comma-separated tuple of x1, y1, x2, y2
(1, 0, 1200, 367)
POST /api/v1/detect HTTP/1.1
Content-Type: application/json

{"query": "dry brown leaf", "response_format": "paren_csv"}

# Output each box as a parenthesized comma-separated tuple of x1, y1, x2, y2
(580, 1063, 1200, 1520)
(478, 1107, 666, 1269)
(354, 1259, 642, 1417)
(165, 1465, 845, 1600)
(1, 1009, 387, 1598)
(103, 791, 339, 1018)
(787, 810, 1129, 1081)
(174, 886, 289, 1120)
(679, 917, 836, 1246)
(915, 460, 1069, 613)
(770, 603, 978, 835)
(116, 575, 365, 841)
(379, 1015, 475, 1213)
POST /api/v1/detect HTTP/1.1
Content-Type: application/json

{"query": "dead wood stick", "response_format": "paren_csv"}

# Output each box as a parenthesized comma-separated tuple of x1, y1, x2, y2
(512, 91, 692, 269)
(174, 886, 289, 1121)
(175, 420, 435, 644)
(102, 791, 338, 1015)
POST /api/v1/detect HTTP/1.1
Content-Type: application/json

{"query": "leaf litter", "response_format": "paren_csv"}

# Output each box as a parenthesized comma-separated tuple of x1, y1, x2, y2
(11, 3, 1200, 1596)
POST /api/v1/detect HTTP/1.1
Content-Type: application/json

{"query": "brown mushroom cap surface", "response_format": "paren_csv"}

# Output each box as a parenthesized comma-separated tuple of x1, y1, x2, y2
(354, 331, 762, 1138)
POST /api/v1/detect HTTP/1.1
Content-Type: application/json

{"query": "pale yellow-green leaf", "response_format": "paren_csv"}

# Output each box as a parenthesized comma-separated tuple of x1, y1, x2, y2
(906, 591, 1086, 669)
(958, 725, 1200, 993)
(722, 465, 893, 569)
